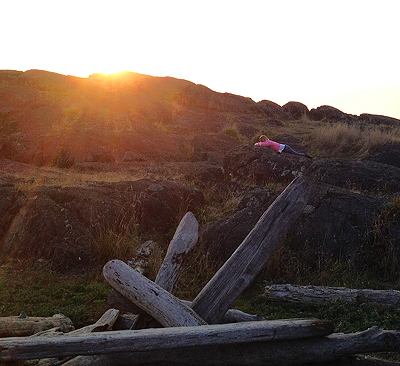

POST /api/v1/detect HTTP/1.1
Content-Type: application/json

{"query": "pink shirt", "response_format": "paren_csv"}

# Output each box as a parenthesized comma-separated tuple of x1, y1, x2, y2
(254, 140, 285, 152)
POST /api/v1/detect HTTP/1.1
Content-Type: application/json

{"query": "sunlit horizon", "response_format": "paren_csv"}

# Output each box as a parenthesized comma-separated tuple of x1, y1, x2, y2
(2, 0, 400, 120)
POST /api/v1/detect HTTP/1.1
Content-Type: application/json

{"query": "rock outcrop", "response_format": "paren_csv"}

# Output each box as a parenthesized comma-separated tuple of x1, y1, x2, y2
(0, 179, 204, 270)
(223, 137, 312, 185)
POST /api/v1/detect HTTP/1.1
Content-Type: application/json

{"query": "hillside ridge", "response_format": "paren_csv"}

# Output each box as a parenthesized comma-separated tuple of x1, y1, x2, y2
(1, 69, 399, 167)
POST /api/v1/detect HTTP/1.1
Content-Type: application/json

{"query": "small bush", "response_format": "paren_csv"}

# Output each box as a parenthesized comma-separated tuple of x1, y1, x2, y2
(53, 149, 75, 168)
(221, 124, 243, 140)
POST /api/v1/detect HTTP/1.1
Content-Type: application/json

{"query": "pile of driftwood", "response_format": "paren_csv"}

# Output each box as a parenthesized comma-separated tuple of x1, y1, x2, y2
(1, 176, 400, 365)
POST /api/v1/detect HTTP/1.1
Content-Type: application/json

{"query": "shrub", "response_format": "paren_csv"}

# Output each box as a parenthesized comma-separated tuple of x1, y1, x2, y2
(221, 124, 242, 140)
(53, 149, 75, 168)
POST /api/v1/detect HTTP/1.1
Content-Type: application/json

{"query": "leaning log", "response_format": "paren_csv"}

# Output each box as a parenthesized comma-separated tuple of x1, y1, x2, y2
(103, 259, 206, 327)
(264, 284, 400, 308)
(0, 314, 74, 337)
(154, 211, 199, 292)
(132, 211, 199, 329)
(191, 175, 311, 324)
(0, 319, 333, 361)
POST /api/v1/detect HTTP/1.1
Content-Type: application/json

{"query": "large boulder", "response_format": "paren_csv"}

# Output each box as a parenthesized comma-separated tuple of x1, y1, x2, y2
(309, 105, 357, 123)
(197, 186, 278, 266)
(257, 100, 288, 120)
(197, 177, 398, 279)
(359, 113, 400, 127)
(0, 179, 204, 269)
(308, 158, 400, 194)
(282, 102, 309, 119)
(223, 142, 312, 185)
(364, 143, 400, 169)
(286, 183, 387, 269)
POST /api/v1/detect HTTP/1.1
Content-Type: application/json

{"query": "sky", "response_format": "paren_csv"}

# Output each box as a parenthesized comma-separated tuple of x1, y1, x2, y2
(2, 0, 400, 119)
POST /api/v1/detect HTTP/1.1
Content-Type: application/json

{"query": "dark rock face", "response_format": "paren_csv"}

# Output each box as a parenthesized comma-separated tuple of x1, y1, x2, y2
(364, 143, 400, 169)
(287, 183, 387, 268)
(309, 105, 357, 123)
(359, 113, 400, 126)
(183, 162, 225, 186)
(282, 102, 309, 119)
(0, 179, 204, 269)
(257, 100, 287, 120)
(309, 159, 400, 195)
(198, 186, 277, 266)
(223, 143, 312, 185)
(199, 146, 400, 276)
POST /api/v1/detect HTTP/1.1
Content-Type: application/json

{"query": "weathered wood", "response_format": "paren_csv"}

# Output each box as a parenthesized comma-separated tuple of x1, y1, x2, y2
(107, 289, 142, 313)
(191, 175, 311, 324)
(0, 319, 333, 361)
(107, 240, 157, 318)
(68, 309, 120, 335)
(155, 211, 199, 291)
(34, 309, 121, 366)
(45, 327, 400, 366)
(0, 314, 74, 337)
(219, 308, 264, 324)
(264, 284, 400, 308)
(114, 307, 263, 331)
(132, 211, 199, 329)
(103, 259, 206, 327)
(126, 240, 158, 275)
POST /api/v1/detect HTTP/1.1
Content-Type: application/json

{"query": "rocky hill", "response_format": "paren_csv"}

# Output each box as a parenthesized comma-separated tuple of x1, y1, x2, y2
(1, 69, 400, 282)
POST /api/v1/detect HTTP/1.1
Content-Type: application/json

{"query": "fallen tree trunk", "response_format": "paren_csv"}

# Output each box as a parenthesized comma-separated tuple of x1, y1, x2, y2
(264, 284, 400, 307)
(103, 259, 206, 327)
(107, 240, 157, 318)
(191, 175, 311, 324)
(60, 327, 400, 366)
(0, 319, 333, 361)
(0, 314, 74, 337)
(6, 326, 400, 365)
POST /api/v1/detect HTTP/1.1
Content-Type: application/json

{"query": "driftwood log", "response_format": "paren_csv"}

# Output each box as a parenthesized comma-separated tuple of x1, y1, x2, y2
(103, 259, 206, 327)
(108, 212, 199, 329)
(191, 175, 311, 324)
(4, 325, 400, 365)
(127, 240, 158, 275)
(107, 240, 157, 317)
(154, 211, 199, 291)
(0, 314, 74, 337)
(0, 319, 333, 361)
(111, 326, 400, 366)
(264, 284, 400, 308)
(33, 309, 120, 365)
(132, 211, 199, 329)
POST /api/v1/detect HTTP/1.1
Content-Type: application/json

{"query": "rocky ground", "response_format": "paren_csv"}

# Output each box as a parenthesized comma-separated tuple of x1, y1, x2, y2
(1, 70, 400, 281)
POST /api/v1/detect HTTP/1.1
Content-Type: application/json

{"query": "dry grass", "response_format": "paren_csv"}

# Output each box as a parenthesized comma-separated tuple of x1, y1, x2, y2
(308, 122, 400, 158)
(198, 184, 243, 225)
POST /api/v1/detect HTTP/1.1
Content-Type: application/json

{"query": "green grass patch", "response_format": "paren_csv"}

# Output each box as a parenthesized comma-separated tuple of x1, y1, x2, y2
(234, 282, 400, 334)
(0, 259, 110, 328)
